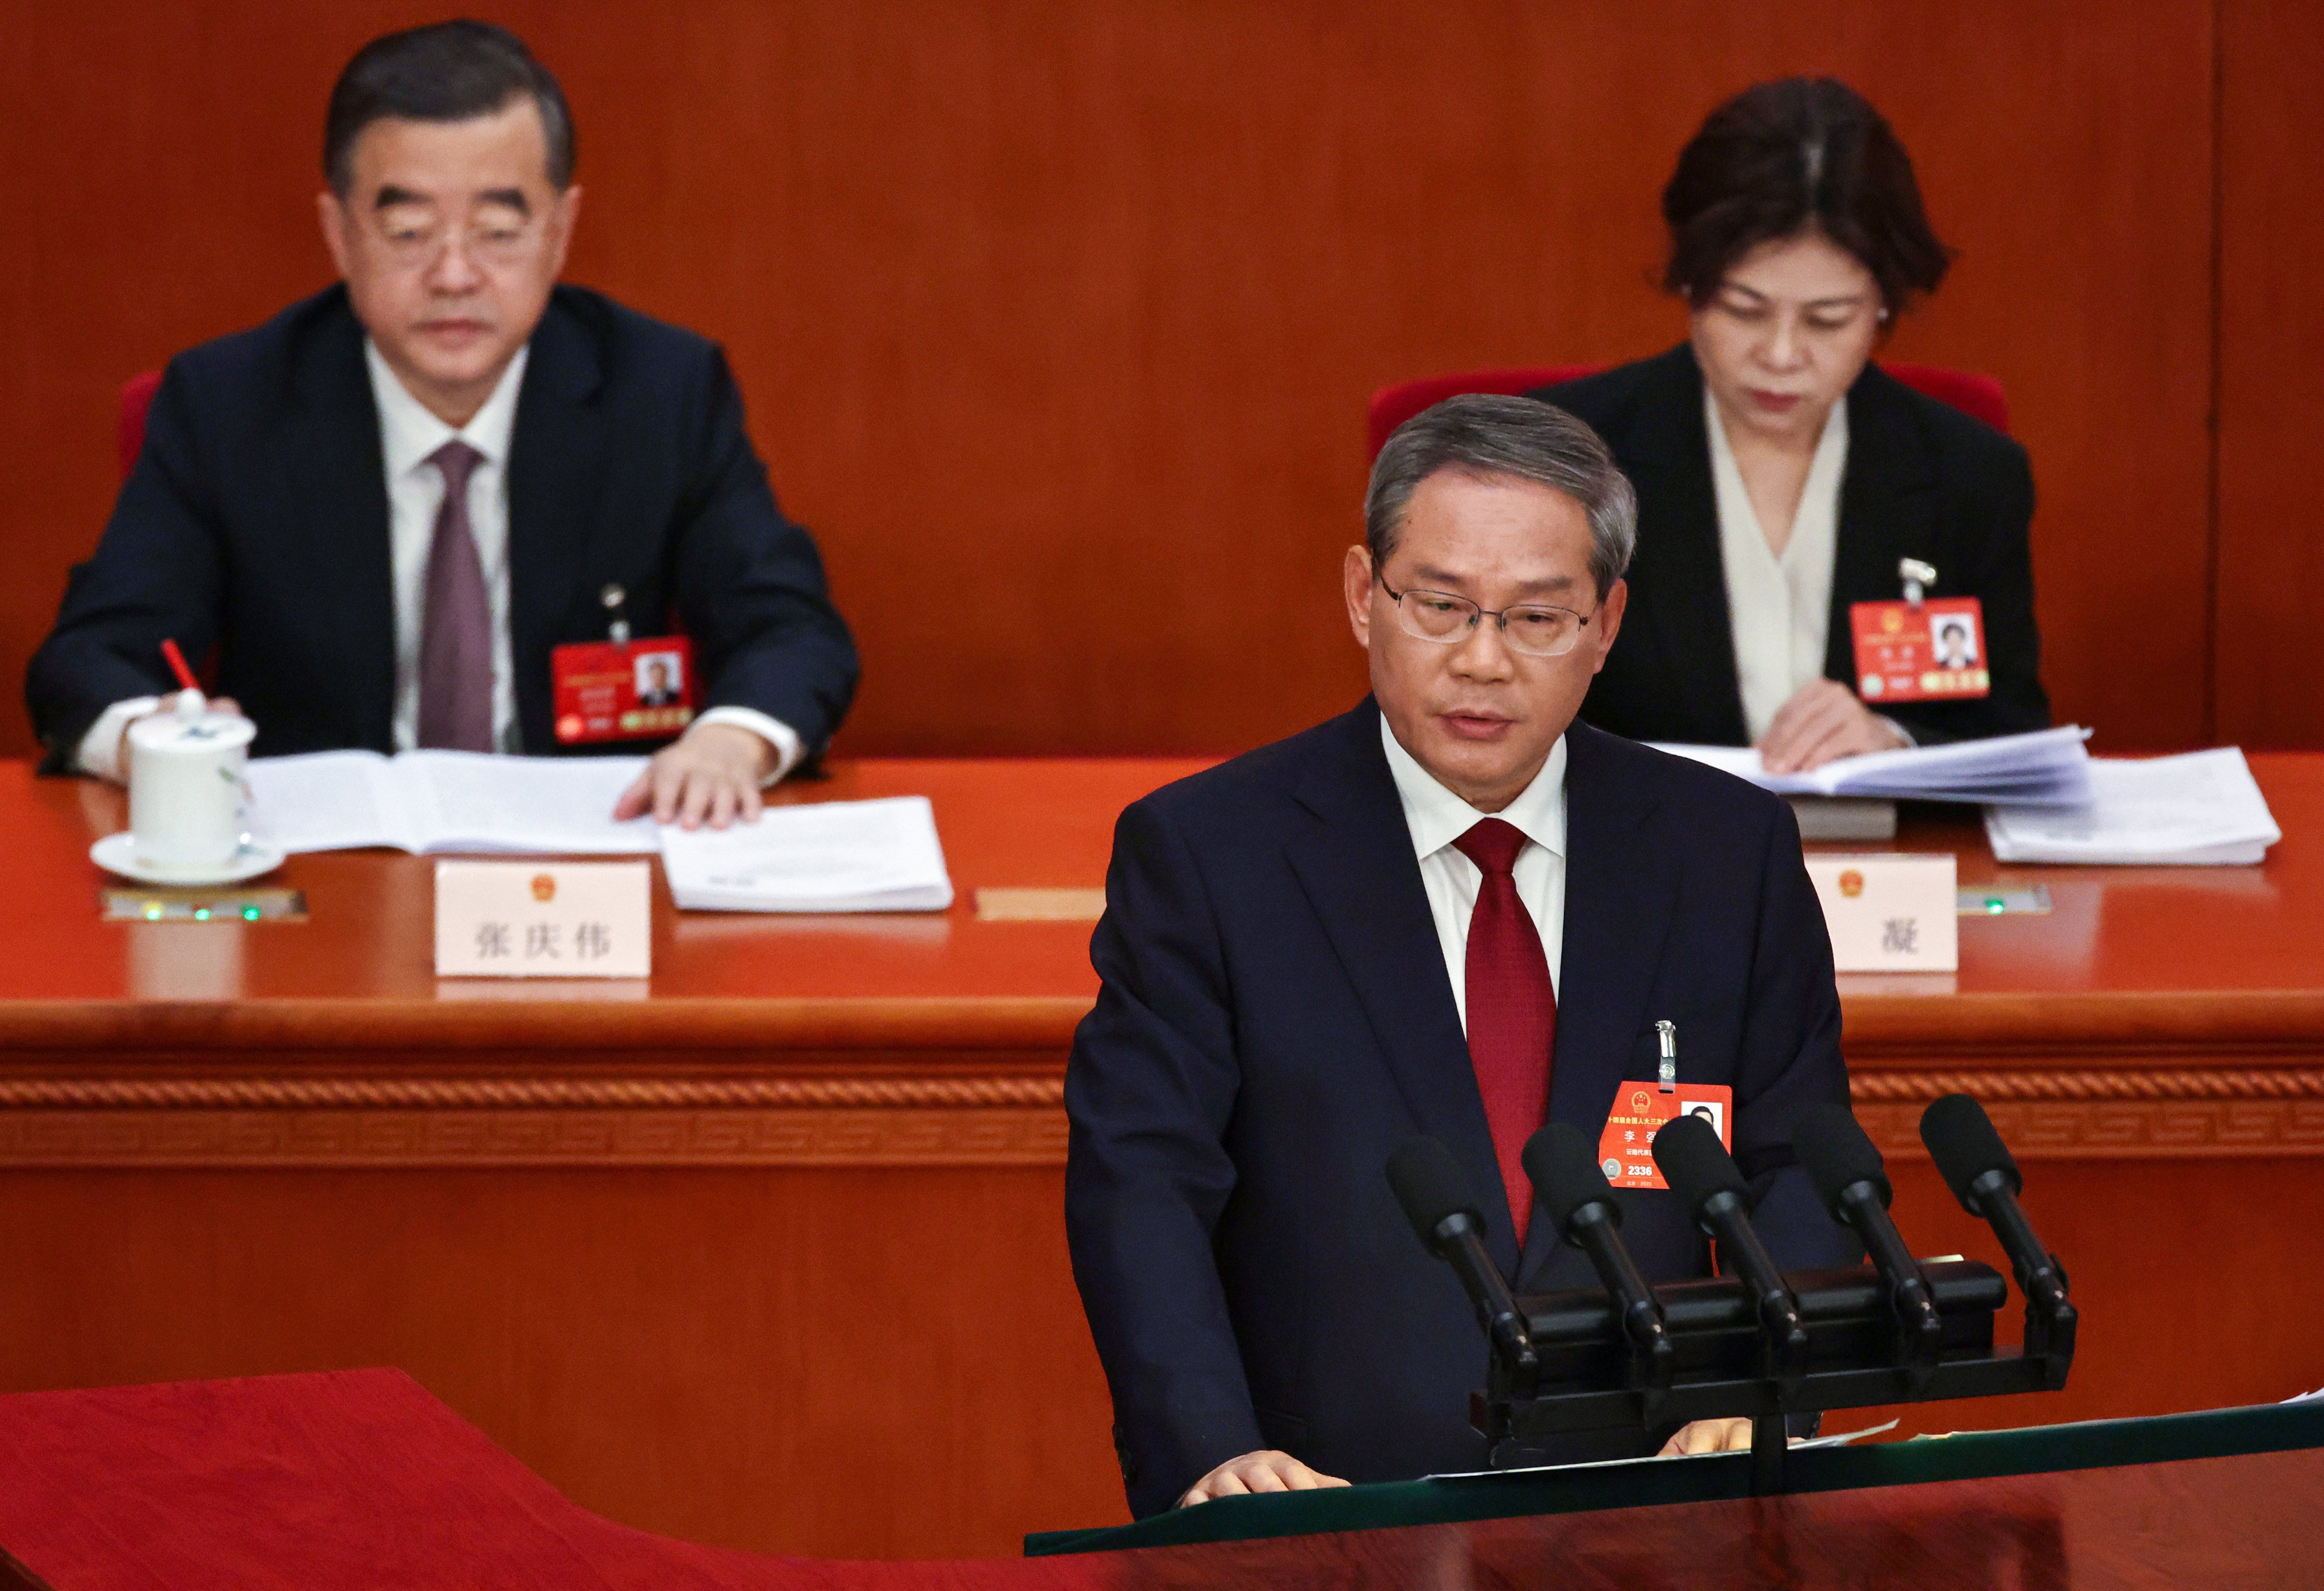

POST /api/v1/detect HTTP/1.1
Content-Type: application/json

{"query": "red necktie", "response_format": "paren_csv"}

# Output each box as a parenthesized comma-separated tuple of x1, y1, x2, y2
(1453, 818, 1557, 1244)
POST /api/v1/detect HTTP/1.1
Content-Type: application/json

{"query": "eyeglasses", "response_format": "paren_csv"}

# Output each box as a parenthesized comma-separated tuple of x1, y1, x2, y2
(372, 217, 550, 273)
(1377, 576, 1596, 658)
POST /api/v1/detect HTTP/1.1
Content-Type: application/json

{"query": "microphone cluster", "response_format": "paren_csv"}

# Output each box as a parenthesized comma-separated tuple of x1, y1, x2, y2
(1389, 1093, 2077, 1485)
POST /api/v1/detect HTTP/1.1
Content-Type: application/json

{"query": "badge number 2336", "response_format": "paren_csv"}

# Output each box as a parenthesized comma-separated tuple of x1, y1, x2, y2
(1596, 1083, 1734, 1190)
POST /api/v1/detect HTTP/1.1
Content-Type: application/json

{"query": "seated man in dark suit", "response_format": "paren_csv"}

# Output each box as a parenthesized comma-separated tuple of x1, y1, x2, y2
(1066, 394, 1852, 1516)
(24, 22, 856, 829)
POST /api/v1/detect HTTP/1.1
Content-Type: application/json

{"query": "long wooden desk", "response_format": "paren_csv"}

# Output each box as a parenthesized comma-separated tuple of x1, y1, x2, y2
(1, 755, 2320, 1559)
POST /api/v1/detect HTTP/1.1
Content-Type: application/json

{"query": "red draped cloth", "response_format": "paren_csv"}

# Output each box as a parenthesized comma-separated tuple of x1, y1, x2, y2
(0, 1368, 1077, 1590)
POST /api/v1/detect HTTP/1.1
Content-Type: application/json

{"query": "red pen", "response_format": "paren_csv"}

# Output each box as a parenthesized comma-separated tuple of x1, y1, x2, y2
(160, 639, 201, 695)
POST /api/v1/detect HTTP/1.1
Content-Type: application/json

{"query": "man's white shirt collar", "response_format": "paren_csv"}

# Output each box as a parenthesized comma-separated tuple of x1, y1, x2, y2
(1379, 714, 1567, 862)
(365, 339, 529, 480)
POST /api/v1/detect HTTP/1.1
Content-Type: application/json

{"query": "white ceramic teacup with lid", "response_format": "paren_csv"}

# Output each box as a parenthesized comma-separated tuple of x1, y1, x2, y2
(127, 692, 256, 874)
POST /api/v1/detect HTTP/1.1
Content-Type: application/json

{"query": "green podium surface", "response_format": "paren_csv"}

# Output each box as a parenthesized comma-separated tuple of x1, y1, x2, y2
(1026, 1400, 2324, 1556)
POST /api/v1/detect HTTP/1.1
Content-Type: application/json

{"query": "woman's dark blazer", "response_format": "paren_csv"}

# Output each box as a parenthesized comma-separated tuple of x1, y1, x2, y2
(1531, 344, 2049, 747)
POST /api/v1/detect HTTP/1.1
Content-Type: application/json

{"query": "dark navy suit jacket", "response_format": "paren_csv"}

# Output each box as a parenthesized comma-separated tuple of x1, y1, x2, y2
(1065, 704, 1854, 1517)
(1535, 345, 2048, 747)
(26, 283, 858, 766)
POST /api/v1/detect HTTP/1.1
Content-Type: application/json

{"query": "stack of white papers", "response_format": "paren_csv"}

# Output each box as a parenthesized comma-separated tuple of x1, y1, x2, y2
(246, 751, 657, 855)
(243, 754, 958, 912)
(1425, 1418, 1899, 1480)
(657, 796, 954, 912)
(1654, 726, 2093, 807)
(1984, 749, 2280, 865)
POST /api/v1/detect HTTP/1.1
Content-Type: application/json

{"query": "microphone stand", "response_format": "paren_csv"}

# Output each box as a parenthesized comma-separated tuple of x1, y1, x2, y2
(1750, 1409, 1788, 1497)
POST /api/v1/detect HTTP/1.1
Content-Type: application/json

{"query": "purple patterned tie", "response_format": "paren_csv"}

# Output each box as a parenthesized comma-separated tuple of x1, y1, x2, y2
(417, 440, 494, 752)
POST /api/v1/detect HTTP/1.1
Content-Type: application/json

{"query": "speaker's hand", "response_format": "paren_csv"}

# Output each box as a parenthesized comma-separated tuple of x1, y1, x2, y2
(1178, 1450, 1350, 1506)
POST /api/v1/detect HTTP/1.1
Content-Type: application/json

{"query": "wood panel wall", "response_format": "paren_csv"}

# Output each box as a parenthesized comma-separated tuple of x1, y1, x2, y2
(5, 0, 2304, 761)
(2216, 0, 2324, 749)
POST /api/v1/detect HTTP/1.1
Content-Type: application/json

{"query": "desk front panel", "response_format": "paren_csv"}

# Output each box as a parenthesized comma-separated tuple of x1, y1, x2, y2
(1, 756, 2318, 1556)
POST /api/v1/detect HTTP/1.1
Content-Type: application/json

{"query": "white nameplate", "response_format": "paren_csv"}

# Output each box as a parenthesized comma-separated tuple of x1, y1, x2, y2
(1804, 853, 1958, 973)
(434, 860, 652, 978)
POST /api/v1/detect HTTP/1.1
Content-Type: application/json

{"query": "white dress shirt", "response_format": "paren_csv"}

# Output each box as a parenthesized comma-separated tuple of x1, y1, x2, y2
(1380, 717, 1567, 1032)
(77, 342, 799, 780)
(1707, 387, 1848, 744)
(372, 338, 526, 752)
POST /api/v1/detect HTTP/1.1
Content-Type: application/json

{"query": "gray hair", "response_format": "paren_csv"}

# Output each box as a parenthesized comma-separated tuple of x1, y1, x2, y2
(1364, 394, 1638, 599)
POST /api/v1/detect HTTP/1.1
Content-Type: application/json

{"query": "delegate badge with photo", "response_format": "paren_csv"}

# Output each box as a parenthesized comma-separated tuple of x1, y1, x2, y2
(550, 637, 697, 744)
(1849, 597, 1991, 703)
(1596, 1082, 1735, 1190)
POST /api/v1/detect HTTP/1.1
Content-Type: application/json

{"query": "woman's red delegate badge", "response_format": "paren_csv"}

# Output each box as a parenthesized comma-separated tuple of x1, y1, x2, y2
(550, 636, 697, 744)
(1849, 597, 1991, 703)
(1596, 1083, 1735, 1190)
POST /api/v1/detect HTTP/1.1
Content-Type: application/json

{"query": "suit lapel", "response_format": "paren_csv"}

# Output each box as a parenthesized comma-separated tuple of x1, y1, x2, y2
(1283, 705, 1520, 1273)
(1619, 349, 1748, 744)
(506, 296, 612, 751)
(281, 292, 396, 752)
(1824, 364, 1941, 681)
(1516, 723, 1682, 1285)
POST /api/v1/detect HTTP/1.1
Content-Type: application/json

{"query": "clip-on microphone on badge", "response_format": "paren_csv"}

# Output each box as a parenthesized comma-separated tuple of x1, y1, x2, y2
(1393, 1095, 2076, 1493)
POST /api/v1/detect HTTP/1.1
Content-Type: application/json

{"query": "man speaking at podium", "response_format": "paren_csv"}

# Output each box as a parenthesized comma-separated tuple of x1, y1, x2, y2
(25, 22, 856, 828)
(1066, 395, 1853, 1516)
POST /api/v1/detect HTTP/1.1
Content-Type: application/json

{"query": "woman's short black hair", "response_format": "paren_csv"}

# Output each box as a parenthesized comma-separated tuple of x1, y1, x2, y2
(1662, 78, 1951, 314)
(325, 20, 574, 196)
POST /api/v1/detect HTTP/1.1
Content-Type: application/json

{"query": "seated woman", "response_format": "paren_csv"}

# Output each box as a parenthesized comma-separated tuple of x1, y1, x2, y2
(1537, 77, 2047, 770)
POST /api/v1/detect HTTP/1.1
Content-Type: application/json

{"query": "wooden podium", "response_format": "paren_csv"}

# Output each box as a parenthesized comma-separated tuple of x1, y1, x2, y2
(1029, 1402, 2324, 1586)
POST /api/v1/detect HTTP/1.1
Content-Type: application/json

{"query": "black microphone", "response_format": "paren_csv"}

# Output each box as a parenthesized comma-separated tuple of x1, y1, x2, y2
(1792, 1104, 1943, 1374)
(1522, 1123, 1673, 1385)
(1921, 1094, 2074, 1325)
(1388, 1137, 1537, 1386)
(1652, 1114, 1809, 1379)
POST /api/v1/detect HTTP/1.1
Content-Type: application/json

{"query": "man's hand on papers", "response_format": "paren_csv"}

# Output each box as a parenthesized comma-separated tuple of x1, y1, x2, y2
(1178, 1450, 1351, 1507)
(614, 722, 776, 830)
(1759, 678, 1909, 774)
(111, 691, 243, 784)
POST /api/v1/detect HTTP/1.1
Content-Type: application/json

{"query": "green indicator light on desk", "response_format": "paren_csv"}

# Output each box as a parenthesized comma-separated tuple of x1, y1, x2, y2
(1987, 899, 2006, 914)
(194, 908, 210, 920)
(143, 904, 162, 921)
(242, 906, 260, 921)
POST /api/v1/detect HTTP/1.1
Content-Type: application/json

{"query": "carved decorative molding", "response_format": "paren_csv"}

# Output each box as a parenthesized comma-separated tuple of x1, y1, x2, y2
(0, 1106, 1070, 1168)
(1856, 1099, 2324, 1158)
(1851, 1070, 2324, 1102)
(0, 1072, 1072, 1166)
(1851, 1068, 2324, 1157)
(4, 1067, 2314, 1111)
(0, 1075, 1066, 1110)
(0, 1067, 2318, 1166)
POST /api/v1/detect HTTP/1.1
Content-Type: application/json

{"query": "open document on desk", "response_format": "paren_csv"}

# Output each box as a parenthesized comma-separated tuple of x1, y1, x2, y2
(245, 751, 657, 854)
(1985, 748, 2282, 865)
(1652, 725, 2093, 806)
(246, 755, 956, 909)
